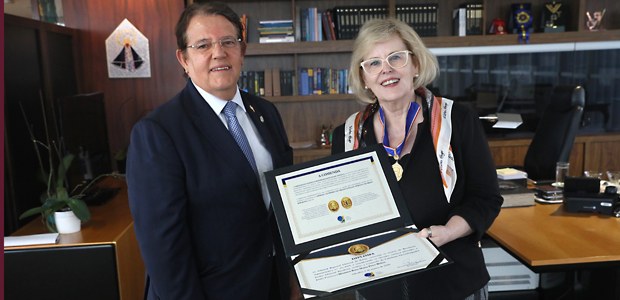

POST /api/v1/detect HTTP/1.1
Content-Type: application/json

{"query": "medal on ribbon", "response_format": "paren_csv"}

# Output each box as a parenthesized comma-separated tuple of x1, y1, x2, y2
(379, 101, 421, 181)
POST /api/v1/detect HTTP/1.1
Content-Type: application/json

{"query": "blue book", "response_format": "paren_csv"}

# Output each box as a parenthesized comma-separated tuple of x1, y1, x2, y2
(299, 68, 309, 95)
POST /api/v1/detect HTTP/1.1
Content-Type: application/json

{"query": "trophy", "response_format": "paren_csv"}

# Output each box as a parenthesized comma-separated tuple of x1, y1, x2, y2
(541, 1, 566, 32)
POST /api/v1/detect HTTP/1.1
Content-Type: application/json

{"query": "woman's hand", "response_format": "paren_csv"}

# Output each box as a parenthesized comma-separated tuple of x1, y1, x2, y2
(289, 270, 303, 300)
(416, 215, 473, 247)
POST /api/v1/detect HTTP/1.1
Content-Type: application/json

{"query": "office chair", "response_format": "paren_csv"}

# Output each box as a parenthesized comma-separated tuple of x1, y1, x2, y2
(523, 85, 585, 182)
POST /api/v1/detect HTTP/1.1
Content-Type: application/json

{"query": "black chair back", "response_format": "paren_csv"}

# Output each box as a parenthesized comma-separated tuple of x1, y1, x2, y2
(523, 85, 585, 181)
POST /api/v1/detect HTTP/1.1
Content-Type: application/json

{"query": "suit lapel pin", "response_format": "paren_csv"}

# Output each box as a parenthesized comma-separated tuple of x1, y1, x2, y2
(260, 116, 265, 123)
(249, 105, 256, 112)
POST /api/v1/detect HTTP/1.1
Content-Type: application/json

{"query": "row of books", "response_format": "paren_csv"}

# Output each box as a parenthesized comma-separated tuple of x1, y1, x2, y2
(298, 68, 350, 96)
(300, 8, 331, 41)
(297, 4, 440, 42)
(238, 68, 351, 97)
(332, 6, 388, 40)
(258, 19, 294, 44)
(453, 3, 483, 36)
(238, 69, 296, 97)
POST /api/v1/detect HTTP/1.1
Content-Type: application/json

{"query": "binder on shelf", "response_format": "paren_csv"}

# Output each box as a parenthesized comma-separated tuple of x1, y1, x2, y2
(466, 3, 483, 35)
(333, 5, 388, 40)
(272, 68, 281, 97)
(396, 4, 438, 37)
(258, 71, 265, 96)
(281, 70, 295, 96)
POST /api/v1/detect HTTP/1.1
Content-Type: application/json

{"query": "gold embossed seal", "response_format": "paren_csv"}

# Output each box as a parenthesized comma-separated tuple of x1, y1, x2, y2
(348, 244, 370, 255)
(328, 200, 339, 212)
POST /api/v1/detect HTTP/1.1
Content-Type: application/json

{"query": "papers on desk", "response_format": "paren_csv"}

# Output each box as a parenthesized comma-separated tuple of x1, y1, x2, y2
(4, 233, 59, 247)
(496, 168, 527, 180)
(492, 113, 523, 129)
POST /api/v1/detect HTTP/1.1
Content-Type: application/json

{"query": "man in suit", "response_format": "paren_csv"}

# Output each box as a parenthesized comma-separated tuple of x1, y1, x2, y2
(126, 2, 296, 299)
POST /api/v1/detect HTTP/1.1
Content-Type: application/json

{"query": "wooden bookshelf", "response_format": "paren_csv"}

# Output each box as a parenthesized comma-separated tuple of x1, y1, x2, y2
(227, 0, 620, 162)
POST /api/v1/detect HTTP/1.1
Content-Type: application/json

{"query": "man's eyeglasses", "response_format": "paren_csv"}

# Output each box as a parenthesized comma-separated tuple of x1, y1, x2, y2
(186, 37, 242, 52)
(360, 50, 413, 74)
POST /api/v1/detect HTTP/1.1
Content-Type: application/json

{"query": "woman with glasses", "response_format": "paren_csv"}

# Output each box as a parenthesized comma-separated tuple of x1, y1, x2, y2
(127, 2, 298, 299)
(331, 18, 503, 300)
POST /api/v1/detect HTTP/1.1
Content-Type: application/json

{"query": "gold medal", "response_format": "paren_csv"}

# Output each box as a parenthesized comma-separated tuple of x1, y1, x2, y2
(392, 154, 403, 181)
(393, 162, 403, 181)
(327, 200, 339, 212)
(341, 197, 352, 209)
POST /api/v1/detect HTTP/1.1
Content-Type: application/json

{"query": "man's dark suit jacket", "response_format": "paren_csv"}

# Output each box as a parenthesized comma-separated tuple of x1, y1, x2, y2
(127, 80, 293, 299)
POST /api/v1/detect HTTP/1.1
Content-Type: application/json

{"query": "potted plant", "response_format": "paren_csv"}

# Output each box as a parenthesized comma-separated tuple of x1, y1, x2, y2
(17, 98, 92, 233)
(19, 153, 92, 233)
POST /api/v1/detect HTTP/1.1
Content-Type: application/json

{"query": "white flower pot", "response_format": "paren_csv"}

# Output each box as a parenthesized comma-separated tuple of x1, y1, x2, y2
(54, 210, 82, 234)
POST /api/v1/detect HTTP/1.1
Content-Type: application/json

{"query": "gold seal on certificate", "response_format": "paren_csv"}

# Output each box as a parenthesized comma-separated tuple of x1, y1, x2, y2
(392, 161, 403, 181)
(328, 200, 339, 212)
(348, 244, 370, 255)
(341, 197, 353, 209)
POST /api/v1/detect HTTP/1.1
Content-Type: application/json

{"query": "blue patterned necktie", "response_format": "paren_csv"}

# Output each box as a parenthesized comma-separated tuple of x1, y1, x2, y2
(223, 101, 258, 174)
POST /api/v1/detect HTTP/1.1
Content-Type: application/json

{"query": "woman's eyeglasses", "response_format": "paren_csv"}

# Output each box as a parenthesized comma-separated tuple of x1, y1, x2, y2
(186, 37, 242, 52)
(360, 50, 413, 74)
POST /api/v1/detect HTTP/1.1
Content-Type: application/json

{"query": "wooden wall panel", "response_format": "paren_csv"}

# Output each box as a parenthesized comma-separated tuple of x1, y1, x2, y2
(583, 139, 620, 173)
(486, 134, 620, 178)
(62, 0, 186, 164)
(487, 138, 530, 168)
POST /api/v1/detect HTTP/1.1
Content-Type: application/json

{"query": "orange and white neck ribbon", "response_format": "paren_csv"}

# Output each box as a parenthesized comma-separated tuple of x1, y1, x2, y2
(430, 95, 456, 203)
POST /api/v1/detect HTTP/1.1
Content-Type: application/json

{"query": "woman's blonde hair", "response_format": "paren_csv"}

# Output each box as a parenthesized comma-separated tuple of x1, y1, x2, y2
(349, 18, 439, 104)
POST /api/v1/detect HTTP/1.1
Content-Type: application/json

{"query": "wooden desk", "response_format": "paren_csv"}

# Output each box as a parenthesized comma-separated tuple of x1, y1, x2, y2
(487, 202, 620, 272)
(5, 176, 145, 300)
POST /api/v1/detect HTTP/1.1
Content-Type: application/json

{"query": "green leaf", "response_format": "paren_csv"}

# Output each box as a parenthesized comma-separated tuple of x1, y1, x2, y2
(41, 198, 67, 212)
(66, 198, 91, 221)
(56, 154, 74, 189)
(19, 207, 45, 219)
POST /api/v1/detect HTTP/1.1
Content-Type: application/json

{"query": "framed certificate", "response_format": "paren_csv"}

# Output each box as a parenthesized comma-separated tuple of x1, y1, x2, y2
(265, 145, 450, 298)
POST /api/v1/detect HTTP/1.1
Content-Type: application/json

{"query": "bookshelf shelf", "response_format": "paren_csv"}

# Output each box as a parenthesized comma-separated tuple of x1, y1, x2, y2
(246, 29, 620, 57)
(266, 93, 357, 103)
(246, 40, 354, 56)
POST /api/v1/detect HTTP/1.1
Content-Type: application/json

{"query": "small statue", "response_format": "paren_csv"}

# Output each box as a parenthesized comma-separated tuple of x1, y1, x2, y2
(488, 18, 507, 35)
(319, 125, 331, 148)
(586, 9, 606, 31)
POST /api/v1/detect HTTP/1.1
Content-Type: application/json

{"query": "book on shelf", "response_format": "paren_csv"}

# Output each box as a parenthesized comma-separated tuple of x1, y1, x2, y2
(264, 68, 273, 97)
(323, 9, 337, 41)
(258, 19, 294, 43)
(259, 35, 295, 43)
(238, 70, 265, 96)
(272, 68, 281, 97)
(453, 3, 483, 36)
(240, 14, 248, 42)
(281, 70, 295, 96)
(453, 7, 467, 36)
